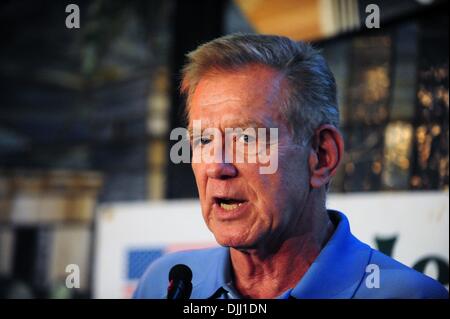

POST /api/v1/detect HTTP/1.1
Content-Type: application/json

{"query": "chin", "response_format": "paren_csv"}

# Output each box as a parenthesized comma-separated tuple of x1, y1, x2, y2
(213, 231, 259, 250)
(208, 218, 263, 248)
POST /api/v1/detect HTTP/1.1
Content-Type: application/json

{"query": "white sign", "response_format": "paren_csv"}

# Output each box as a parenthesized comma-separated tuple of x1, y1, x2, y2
(94, 191, 449, 298)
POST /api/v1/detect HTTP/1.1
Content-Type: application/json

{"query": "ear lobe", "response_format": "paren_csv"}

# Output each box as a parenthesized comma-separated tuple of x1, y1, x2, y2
(309, 125, 344, 189)
(310, 168, 331, 188)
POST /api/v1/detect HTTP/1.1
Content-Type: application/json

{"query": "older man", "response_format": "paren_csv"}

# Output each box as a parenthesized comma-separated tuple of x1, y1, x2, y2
(134, 34, 448, 299)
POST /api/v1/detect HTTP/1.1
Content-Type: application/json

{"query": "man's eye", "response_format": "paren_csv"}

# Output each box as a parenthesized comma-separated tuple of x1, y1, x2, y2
(238, 134, 256, 144)
(200, 137, 212, 145)
(192, 135, 213, 147)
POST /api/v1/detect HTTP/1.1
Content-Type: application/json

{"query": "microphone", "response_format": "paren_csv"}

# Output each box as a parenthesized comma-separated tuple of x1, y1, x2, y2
(167, 264, 193, 299)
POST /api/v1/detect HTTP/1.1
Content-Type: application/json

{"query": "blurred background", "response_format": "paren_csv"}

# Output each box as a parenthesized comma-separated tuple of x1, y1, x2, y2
(0, 0, 448, 298)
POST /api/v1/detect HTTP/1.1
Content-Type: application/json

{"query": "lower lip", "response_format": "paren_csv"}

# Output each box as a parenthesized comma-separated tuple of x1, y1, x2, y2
(212, 201, 250, 221)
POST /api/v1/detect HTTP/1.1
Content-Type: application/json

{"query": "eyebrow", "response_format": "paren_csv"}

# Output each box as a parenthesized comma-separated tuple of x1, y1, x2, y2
(187, 117, 276, 136)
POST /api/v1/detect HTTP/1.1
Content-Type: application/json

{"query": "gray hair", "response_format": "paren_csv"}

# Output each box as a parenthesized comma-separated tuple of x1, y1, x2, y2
(181, 33, 339, 144)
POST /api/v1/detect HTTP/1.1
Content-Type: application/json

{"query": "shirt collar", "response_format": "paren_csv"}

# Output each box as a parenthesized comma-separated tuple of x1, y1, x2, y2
(197, 210, 372, 299)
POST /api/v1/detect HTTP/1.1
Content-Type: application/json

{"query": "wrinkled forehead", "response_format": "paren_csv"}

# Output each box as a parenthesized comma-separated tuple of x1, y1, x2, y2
(187, 116, 277, 136)
(187, 64, 287, 128)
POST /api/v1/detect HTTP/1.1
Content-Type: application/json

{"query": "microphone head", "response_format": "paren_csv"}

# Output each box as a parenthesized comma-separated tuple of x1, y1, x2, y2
(169, 264, 192, 282)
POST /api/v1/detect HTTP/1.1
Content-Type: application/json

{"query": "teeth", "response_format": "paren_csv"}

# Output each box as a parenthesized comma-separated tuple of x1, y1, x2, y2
(220, 202, 243, 210)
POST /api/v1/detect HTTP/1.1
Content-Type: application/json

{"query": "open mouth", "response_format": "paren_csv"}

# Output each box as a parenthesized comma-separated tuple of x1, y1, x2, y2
(214, 197, 247, 211)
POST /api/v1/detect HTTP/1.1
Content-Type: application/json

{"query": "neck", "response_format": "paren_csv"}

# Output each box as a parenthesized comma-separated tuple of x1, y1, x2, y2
(229, 202, 334, 299)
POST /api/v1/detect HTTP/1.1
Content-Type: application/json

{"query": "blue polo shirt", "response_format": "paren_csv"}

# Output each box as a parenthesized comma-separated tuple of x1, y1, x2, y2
(133, 211, 448, 299)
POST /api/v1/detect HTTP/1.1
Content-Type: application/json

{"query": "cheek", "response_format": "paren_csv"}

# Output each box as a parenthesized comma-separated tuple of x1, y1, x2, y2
(192, 164, 207, 195)
(260, 177, 286, 209)
(191, 163, 200, 179)
(192, 163, 204, 179)
(248, 172, 285, 215)
(280, 147, 310, 179)
(254, 155, 305, 209)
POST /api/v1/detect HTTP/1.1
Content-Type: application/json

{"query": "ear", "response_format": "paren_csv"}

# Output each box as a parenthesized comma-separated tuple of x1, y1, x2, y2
(308, 125, 344, 189)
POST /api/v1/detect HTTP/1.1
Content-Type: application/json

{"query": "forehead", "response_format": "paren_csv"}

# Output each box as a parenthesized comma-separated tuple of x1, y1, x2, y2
(188, 64, 286, 127)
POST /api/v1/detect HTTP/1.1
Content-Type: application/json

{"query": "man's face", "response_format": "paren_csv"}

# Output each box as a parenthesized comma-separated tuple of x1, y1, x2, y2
(189, 64, 312, 250)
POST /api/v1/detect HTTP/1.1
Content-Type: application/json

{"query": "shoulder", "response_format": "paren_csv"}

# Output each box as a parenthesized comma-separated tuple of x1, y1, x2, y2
(355, 249, 448, 299)
(133, 247, 226, 299)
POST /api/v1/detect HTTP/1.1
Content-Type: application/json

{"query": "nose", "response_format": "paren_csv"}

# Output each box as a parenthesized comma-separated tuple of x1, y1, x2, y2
(206, 162, 238, 179)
